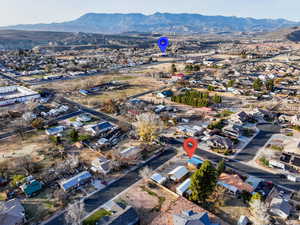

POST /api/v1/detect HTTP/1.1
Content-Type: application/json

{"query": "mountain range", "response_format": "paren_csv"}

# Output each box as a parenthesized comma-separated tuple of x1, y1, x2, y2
(2, 12, 300, 34)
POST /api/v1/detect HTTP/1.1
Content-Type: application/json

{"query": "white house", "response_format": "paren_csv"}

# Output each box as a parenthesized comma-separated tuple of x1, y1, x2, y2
(120, 146, 142, 160)
(91, 158, 111, 175)
(168, 166, 189, 182)
(151, 173, 167, 185)
(77, 114, 92, 122)
(84, 122, 115, 136)
(176, 178, 191, 196)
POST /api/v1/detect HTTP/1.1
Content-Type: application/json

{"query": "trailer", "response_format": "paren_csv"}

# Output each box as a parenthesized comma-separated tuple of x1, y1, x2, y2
(287, 174, 300, 182)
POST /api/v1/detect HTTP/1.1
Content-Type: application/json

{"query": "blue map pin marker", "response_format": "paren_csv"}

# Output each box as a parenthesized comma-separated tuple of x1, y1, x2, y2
(158, 37, 169, 53)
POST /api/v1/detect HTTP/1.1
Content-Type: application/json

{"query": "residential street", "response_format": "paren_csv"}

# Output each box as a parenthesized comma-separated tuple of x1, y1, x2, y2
(233, 123, 281, 162)
(43, 148, 176, 225)
(196, 147, 300, 191)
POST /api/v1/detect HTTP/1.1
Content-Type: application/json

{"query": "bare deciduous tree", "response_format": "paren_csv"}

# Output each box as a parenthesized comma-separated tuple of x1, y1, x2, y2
(0, 161, 9, 178)
(135, 113, 163, 143)
(13, 156, 36, 176)
(139, 166, 153, 182)
(22, 112, 36, 123)
(65, 154, 79, 170)
(65, 201, 85, 225)
(207, 185, 227, 207)
(53, 189, 67, 206)
(250, 199, 271, 225)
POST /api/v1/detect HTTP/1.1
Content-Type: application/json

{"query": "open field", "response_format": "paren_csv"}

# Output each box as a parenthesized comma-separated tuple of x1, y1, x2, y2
(0, 131, 52, 163)
(66, 74, 165, 108)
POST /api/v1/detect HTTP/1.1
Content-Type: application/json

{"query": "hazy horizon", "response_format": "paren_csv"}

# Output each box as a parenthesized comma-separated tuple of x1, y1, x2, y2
(1, 0, 300, 26)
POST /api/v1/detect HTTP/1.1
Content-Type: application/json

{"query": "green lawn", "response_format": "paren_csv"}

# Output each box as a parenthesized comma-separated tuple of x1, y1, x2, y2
(82, 209, 112, 225)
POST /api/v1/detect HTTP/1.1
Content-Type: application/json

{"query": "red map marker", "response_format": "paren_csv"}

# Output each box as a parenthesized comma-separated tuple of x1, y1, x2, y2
(183, 137, 198, 158)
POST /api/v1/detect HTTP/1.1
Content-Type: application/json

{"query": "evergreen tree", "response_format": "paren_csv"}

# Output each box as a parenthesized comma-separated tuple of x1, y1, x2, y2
(227, 80, 235, 87)
(194, 65, 200, 71)
(253, 78, 263, 91)
(207, 85, 215, 91)
(69, 129, 79, 142)
(265, 79, 274, 91)
(189, 160, 217, 205)
(170, 64, 177, 74)
(217, 159, 225, 175)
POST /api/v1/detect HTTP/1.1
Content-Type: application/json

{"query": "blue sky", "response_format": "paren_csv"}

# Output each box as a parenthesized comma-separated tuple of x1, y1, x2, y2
(1, 0, 299, 26)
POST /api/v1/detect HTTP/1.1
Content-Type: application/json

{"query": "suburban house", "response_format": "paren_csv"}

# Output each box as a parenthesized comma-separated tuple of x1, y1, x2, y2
(207, 135, 233, 150)
(222, 124, 243, 138)
(176, 178, 191, 196)
(176, 125, 203, 137)
(151, 173, 167, 185)
(218, 173, 254, 195)
(250, 108, 273, 121)
(20, 179, 43, 197)
(280, 152, 300, 170)
(45, 126, 65, 136)
(59, 171, 92, 192)
(0, 199, 25, 225)
(269, 197, 292, 219)
(85, 122, 115, 136)
(171, 73, 185, 81)
(187, 157, 203, 170)
(168, 166, 189, 182)
(77, 114, 92, 122)
(173, 210, 220, 225)
(157, 90, 173, 98)
(0, 85, 40, 107)
(91, 157, 112, 175)
(230, 111, 249, 124)
(70, 121, 83, 129)
(119, 146, 142, 160)
(47, 105, 69, 117)
(99, 201, 140, 225)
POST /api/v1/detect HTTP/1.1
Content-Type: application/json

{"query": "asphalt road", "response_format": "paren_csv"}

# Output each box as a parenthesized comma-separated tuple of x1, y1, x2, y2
(43, 148, 176, 225)
(195, 147, 300, 191)
(233, 123, 281, 162)
(233, 131, 274, 162)
(0, 73, 22, 84)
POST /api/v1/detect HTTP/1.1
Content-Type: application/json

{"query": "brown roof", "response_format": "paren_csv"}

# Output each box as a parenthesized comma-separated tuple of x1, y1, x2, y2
(218, 173, 254, 193)
(149, 196, 229, 225)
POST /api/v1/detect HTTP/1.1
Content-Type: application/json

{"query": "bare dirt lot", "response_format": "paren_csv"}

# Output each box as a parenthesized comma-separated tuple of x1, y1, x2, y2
(0, 131, 52, 163)
(120, 180, 229, 225)
(71, 75, 165, 107)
